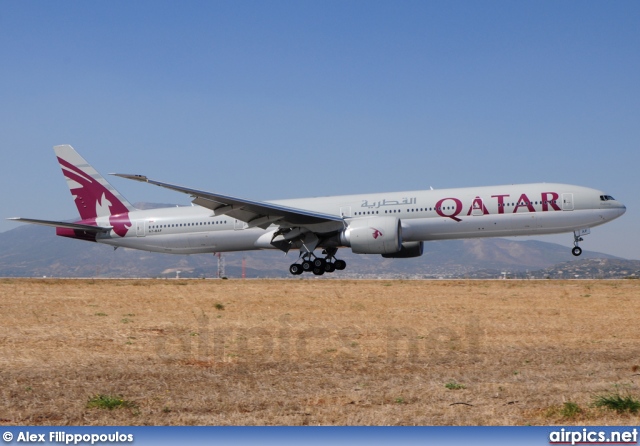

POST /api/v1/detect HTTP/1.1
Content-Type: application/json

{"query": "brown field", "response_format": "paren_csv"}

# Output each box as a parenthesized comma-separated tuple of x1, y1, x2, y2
(1, 278, 639, 426)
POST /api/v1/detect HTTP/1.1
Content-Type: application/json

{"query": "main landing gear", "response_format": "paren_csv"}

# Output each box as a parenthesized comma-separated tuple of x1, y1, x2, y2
(289, 249, 347, 276)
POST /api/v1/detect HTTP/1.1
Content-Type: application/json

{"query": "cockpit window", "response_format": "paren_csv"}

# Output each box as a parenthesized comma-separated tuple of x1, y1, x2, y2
(600, 195, 616, 201)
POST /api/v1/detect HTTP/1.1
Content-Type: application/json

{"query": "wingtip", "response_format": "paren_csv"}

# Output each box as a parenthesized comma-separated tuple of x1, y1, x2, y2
(110, 173, 149, 182)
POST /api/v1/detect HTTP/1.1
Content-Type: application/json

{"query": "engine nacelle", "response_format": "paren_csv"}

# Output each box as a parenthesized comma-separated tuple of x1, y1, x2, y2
(340, 216, 402, 254)
(381, 241, 424, 258)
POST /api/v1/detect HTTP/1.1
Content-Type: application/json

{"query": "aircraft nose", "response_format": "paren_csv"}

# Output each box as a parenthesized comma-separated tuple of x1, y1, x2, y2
(616, 202, 627, 217)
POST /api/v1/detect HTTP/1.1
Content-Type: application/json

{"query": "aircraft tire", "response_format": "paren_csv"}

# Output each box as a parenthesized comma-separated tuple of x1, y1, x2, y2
(312, 267, 325, 276)
(302, 260, 313, 271)
(325, 262, 336, 273)
(289, 264, 304, 275)
(334, 259, 347, 270)
(572, 247, 582, 257)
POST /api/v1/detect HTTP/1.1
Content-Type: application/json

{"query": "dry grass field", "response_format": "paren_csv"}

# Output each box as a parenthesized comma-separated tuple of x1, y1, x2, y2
(1, 278, 640, 426)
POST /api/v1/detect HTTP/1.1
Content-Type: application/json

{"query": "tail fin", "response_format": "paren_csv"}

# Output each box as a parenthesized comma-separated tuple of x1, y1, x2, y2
(54, 145, 137, 221)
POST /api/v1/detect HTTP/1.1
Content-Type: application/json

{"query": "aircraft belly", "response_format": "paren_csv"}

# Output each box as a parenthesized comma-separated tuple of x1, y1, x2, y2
(401, 210, 610, 242)
(402, 216, 511, 241)
(187, 233, 216, 249)
(97, 229, 265, 255)
(209, 228, 265, 252)
(534, 209, 611, 233)
(97, 237, 172, 253)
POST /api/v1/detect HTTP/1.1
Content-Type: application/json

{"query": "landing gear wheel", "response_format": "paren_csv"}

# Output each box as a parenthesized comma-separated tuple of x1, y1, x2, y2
(334, 259, 346, 270)
(289, 264, 304, 275)
(325, 262, 336, 273)
(301, 260, 313, 271)
(312, 267, 325, 276)
(313, 258, 327, 269)
(571, 230, 586, 258)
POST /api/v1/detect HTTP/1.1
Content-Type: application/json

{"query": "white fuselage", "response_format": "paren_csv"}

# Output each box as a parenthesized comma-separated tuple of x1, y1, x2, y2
(94, 183, 626, 255)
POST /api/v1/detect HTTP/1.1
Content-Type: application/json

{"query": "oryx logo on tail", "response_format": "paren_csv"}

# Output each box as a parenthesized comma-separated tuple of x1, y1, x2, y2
(55, 145, 135, 237)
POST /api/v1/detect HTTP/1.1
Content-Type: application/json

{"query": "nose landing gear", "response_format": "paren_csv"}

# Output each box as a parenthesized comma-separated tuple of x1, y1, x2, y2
(571, 229, 590, 256)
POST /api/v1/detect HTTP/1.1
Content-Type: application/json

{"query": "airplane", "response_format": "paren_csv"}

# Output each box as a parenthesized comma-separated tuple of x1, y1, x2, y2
(9, 145, 626, 276)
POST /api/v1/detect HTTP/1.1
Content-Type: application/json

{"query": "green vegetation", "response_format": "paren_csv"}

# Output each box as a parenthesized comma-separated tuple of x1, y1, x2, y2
(593, 391, 640, 414)
(445, 381, 466, 390)
(560, 401, 583, 418)
(87, 394, 137, 411)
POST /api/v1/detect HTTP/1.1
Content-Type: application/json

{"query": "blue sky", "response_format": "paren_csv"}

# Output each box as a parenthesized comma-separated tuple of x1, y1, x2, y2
(1, 1, 638, 259)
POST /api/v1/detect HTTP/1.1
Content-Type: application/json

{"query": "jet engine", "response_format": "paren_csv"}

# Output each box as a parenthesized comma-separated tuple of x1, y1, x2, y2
(381, 241, 424, 258)
(340, 216, 402, 254)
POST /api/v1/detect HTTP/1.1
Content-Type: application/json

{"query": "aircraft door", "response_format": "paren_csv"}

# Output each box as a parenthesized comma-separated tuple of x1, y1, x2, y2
(340, 206, 352, 218)
(234, 219, 247, 230)
(136, 220, 146, 237)
(562, 193, 574, 211)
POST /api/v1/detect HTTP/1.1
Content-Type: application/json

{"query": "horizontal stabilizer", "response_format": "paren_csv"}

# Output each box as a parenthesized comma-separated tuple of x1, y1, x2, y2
(7, 217, 112, 233)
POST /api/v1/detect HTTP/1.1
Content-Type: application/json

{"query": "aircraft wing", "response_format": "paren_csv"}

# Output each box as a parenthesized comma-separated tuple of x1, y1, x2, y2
(111, 174, 345, 231)
(7, 217, 113, 232)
